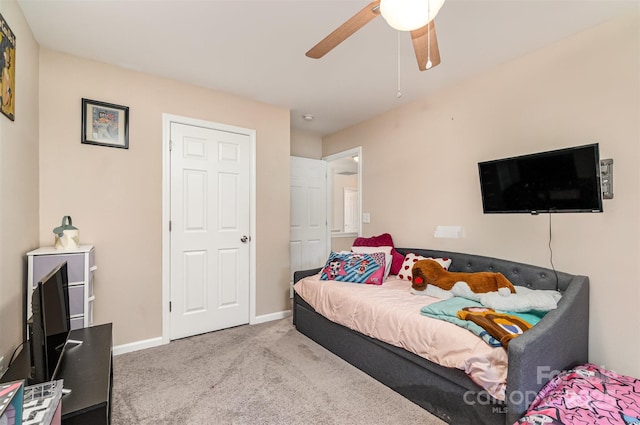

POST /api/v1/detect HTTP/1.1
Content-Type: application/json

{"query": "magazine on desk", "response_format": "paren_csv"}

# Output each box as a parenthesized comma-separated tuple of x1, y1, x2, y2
(22, 379, 63, 425)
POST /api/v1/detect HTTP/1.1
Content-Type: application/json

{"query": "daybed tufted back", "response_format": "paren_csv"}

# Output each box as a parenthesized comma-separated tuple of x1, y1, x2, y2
(395, 248, 579, 292)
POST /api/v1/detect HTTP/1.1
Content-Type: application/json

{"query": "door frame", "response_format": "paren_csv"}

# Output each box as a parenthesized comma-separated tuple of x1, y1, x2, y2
(323, 146, 362, 249)
(161, 113, 257, 344)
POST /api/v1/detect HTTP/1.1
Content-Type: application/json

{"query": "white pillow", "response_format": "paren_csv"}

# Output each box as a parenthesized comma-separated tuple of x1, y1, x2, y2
(480, 286, 562, 313)
(351, 246, 393, 281)
(397, 253, 452, 281)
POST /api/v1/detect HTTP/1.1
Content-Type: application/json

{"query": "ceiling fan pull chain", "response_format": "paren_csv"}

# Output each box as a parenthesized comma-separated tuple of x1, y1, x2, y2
(426, 0, 432, 69)
(396, 32, 402, 98)
(426, 26, 432, 69)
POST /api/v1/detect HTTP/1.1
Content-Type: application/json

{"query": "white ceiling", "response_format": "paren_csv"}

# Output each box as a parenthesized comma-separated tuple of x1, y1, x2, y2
(17, 0, 638, 136)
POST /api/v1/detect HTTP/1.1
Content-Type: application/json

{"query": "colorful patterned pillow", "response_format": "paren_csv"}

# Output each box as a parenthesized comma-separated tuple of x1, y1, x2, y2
(352, 233, 404, 275)
(320, 251, 385, 285)
(350, 245, 392, 281)
(397, 253, 452, 282)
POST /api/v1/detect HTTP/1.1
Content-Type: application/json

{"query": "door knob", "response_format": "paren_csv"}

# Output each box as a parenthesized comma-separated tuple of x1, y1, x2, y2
(241, 235, 251, 243)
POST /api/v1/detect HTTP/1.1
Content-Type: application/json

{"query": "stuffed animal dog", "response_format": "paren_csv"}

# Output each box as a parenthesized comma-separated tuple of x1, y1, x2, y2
(411, 259, 516, 296)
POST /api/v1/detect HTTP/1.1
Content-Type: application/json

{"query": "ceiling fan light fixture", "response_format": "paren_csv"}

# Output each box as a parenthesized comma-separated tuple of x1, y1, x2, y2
(380, 0, 446, 32)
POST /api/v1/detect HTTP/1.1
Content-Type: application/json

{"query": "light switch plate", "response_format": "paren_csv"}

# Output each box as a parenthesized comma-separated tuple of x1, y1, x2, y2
(362, 212, 371, 223)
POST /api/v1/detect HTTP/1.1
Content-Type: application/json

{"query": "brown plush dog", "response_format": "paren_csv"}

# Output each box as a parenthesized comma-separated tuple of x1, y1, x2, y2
(411, 259, 516, 295)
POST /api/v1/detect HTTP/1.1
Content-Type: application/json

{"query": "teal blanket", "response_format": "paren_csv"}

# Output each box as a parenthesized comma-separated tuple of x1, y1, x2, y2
(420, 297, 542, 348)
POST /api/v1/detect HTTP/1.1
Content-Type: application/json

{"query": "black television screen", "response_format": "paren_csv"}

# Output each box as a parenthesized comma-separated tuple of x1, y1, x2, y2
(30, 261, 71, 384)
(478, 143, 603, 214)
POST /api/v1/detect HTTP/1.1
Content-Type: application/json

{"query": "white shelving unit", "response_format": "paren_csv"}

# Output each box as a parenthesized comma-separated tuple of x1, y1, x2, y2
(26, 245, 96, 330)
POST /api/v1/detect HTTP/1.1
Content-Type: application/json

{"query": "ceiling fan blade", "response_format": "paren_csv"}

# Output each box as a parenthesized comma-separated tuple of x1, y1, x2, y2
(306, 0, 381, 59)
(410, 21, 441, 71)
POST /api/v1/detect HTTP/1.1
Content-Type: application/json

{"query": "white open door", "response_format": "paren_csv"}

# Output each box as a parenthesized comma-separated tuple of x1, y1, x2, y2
(290, 157, 328, 291)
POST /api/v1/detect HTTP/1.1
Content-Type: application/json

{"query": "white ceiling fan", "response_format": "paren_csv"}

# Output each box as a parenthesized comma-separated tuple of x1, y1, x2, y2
(306, 0, 445, 71)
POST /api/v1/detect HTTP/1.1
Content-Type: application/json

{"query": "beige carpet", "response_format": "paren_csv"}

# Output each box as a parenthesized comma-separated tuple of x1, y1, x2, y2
(111, 318, 447, 425)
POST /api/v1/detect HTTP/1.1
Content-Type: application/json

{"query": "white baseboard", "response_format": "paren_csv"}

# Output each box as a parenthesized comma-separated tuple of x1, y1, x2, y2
(113, 336, 164, 356)
(252, 309, 291, 324)
(113, 311, 291, 356)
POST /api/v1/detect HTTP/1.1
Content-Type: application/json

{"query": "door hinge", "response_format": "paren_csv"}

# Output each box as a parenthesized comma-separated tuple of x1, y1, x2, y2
(169, 140, 173, 151)
(169, 301, 172, 312)
(169, 220, 172, 232)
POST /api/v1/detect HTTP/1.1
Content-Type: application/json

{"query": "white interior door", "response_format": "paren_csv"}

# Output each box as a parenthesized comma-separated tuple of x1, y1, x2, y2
(290, 157, 328, 289)
(170, 122, 251, 339)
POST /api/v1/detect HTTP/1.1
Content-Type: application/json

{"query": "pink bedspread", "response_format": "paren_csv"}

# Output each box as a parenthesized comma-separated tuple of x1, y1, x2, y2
(294, 273, 508, 400)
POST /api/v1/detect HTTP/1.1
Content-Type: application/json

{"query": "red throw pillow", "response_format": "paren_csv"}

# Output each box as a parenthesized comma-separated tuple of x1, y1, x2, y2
(352, 233, 404, 275)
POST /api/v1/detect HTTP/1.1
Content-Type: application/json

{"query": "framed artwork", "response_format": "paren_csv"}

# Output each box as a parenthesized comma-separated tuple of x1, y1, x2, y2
(81, 98, 129, 149)
(0, 13, 16, 121)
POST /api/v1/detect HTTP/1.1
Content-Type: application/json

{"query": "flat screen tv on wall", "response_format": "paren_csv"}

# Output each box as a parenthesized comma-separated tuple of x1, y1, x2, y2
(478, 143, 603, 214)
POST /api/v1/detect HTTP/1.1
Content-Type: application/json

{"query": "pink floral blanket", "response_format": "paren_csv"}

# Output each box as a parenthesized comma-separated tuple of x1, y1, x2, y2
(516, 363, 640, 425)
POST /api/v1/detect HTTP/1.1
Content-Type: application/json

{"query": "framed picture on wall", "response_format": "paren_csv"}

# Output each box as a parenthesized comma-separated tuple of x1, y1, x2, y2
(81, 98, 129, 149)
(0, 13, 16, 121)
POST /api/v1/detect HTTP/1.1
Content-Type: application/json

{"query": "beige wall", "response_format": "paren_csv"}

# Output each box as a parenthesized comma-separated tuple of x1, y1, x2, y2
(324, 13, 640, 377)
(38, 49, 290, 346)
(0, 1, 40, 368)
(291, 128, 323, 159)
(331, 236, 356, 252)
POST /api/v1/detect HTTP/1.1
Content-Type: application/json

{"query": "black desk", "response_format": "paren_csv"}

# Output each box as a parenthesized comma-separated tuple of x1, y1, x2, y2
(1, 323, 113, 425)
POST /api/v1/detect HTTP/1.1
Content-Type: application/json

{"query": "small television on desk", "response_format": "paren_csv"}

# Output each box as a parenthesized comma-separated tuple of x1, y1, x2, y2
(478, 143, 604, 214)
(30, 261, 71, 384)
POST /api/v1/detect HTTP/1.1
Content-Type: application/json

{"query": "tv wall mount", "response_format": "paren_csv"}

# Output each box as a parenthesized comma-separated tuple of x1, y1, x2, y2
(600, 158, 613, 199)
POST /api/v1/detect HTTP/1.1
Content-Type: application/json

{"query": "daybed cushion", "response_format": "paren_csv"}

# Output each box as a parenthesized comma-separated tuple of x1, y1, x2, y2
(294, 273, 509, 400)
